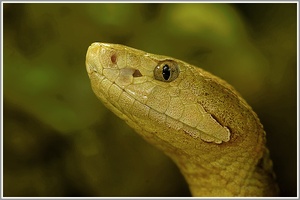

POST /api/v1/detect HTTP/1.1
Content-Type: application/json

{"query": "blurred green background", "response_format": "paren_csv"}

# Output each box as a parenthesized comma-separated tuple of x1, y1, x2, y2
(3, 3, 297, 197)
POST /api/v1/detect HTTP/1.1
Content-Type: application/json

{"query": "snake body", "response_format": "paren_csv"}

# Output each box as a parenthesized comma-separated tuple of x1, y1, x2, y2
(85, 42, 278, 196)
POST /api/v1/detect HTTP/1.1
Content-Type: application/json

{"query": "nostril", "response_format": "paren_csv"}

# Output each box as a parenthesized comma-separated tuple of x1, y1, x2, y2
(111, 54, 117, 64)
(133, 69, 142, 77)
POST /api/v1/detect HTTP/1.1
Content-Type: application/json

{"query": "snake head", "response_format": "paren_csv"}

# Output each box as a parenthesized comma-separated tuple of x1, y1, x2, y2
(86, 43, 232, 148)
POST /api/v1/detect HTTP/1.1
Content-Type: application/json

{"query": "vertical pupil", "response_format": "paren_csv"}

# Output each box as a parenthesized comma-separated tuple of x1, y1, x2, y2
(162, 65, 171, 80)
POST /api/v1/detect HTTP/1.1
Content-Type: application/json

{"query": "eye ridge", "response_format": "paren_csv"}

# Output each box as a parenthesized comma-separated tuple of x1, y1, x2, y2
(154, 60, 179, 82)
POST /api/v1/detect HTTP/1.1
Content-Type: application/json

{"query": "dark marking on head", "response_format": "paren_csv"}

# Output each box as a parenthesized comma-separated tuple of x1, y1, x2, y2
(111, 54, 117, 64)
(133, 69, 142, 77)
(210, 113, 225, 127)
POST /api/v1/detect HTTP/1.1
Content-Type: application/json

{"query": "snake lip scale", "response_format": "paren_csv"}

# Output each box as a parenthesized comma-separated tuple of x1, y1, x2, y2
(86, 42, 279, 197)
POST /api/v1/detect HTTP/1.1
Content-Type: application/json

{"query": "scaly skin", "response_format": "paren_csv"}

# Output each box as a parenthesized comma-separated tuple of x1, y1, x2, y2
(85, 42, 279, 197)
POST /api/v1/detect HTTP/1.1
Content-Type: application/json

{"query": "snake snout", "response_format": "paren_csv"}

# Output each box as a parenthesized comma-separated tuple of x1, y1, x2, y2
(86, 43, 103, 75)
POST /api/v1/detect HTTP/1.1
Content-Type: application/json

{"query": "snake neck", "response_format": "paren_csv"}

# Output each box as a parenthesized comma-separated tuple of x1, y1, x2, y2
(134, 114, 279, 197)
(138, 121, 278, 197)
(162, 137, 279, 197)
(173, 148, 278, 197)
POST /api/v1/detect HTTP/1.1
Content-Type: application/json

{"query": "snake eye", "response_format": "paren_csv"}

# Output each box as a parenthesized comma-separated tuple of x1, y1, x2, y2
(154, 60, 179, 82)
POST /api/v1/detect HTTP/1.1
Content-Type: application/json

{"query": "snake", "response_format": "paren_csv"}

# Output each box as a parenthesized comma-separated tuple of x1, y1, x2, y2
(85, 42, 279, 197)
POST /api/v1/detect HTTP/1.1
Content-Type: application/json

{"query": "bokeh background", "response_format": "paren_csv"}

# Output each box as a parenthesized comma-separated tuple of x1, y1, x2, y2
(3, 3, 297, 197)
